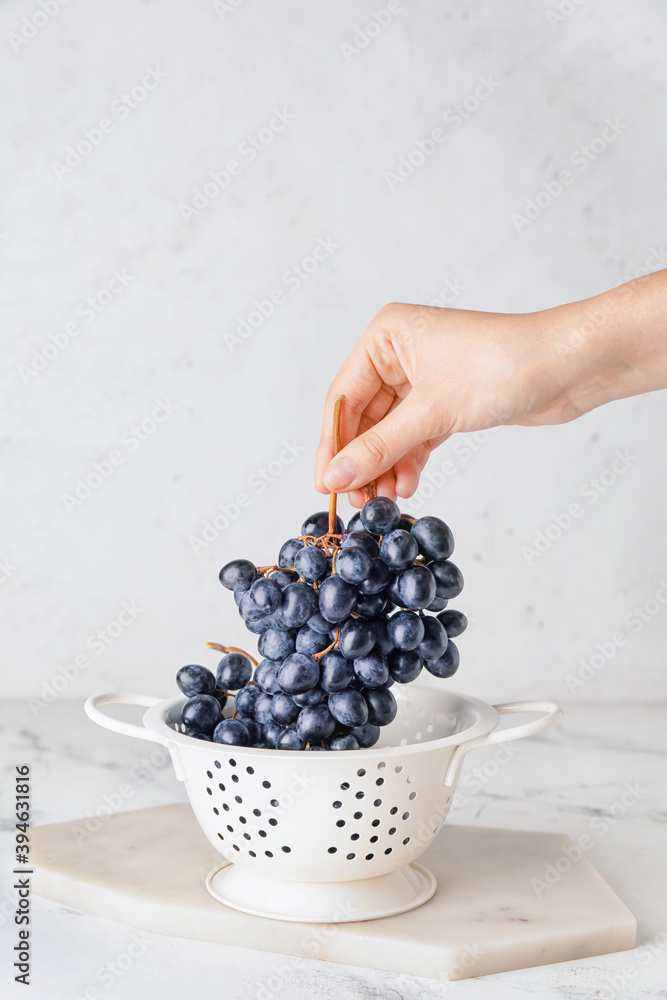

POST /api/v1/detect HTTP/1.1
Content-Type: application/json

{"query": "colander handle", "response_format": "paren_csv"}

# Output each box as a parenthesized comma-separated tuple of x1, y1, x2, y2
(84, 692, 169, 746)
(444, 700, 562, 787)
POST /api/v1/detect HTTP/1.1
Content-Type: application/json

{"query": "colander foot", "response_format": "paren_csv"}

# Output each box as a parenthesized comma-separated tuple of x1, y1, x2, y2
(205, 861, 436, 923)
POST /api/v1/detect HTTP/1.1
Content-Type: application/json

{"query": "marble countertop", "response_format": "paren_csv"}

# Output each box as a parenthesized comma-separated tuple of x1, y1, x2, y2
(1, 698, 666, 999)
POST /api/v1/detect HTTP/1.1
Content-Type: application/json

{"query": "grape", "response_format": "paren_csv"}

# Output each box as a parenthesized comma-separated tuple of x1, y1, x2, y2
(351, 722, 381, 748)
(320, 650, 354, 692)
(295, 704, 336, 742)
(359, 557, 391, 595)
(295, 625, 330, 655)
(368, 615, 393, 654)
(387, 648, 423, 683)
(278, 652, 320, 694)
(437, 609, 468, 637)
(397, 565, 437, 610)
(176, 664, 216, 697)
(365, 686, 397, 726)
(271, 692, 301, 726)
(281, 582, 319, 627)
(379, 529, 419, 569)
(328, 689, 369, 727)
(253, 692, 275, 724)
(181, 694, 222, 733)
(430, 559, 464, 599)
(235, 685, 260, 716)
(293, 684, 325, 706)
(294, 545, 329, 582)
(318, 575, 357, 622)
(387, 610, 424, 650)
(244, 618, 271, 635)
(216, 652, 253, 690)
(345, 511, 368, 533)
(219, 559, 256, 592)
(254, 659, 282, 694)
(425, 640, 460, 677)
(341, 531, 379, 557)
(339, 619, 375, 659)
(213, 718, 250, 746)
(360, 496, 400, 535)
(239, 591, 265, 622)
(417, 617, 448, 660)
(426, 595, 449, 612)
(327, 734, 360, 750)
(335, 546, 372, 584)
(262, 721, 282, 748)
(355, 591, 389, 616)
(270, 569, 299, 588)
(183, 726, 213, 741)
(278, 537, 304, 567)
(354, 650, 389, 689)
(249, 577, 283, 612)
(411, 515, 454, 561)
(301, 511, 344, 537)
(239, 717, 262, 744)
(258, 628, 295, 661)
(276, 728, 306, 750)
(211, 689, 229, 711)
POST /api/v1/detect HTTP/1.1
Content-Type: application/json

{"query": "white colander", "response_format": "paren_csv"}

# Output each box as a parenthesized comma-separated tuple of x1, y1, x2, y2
(85, 686, 561, 922)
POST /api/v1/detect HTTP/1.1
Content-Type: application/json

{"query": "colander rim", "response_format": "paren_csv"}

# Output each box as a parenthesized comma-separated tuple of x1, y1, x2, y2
(142, 686, 500, 758)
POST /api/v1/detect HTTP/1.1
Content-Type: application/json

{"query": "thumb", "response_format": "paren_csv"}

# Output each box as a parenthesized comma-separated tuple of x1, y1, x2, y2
(322, 391, 438, 493)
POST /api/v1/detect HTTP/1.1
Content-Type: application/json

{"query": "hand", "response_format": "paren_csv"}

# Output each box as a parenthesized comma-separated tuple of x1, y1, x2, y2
(314, 275, 667, 507)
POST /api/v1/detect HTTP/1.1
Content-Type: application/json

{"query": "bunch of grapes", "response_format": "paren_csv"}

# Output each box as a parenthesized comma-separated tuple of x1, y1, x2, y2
(176, 493, 467, 751)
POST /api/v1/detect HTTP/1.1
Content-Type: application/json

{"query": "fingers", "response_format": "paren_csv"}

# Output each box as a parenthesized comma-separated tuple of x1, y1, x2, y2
(322, 392, 437, 493)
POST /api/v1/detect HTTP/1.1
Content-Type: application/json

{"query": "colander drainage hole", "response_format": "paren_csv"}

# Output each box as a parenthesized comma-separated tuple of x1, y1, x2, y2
(281, 846, 291, 853)
(394, 765, 403, 773)
(388, 828, 396, 835)
(206, 770, 213, 779)
(214, 761, 221, 769)
(258, 830, 267, 837)
(365, 854, 374, 860)
(370, 836, 378, 843)
(233, 845, 240, 852)
(246, 766, 254, 774)
(373, 798, 382, 807)
(253, 808, 261, 817)
(239, 817, 247, 824)
(218, 783, 226, 792)
(227, 825, 234, 833)
(328, 846, 337, 854)
(333, 800, 342, 809)
(265, 850, 273, 857)
(355, 791, 364, 799)
(235, 795, 242, 804)
(213, 807, 219, 815)
(376, 778, 384, 786)
(231, 775, 239, 783)
(402, 811, 410, 820)
(346, 853, 355, 860)
(371, 819, 380, 827)
(340, 782, 350, 790)
(270, 799, 279, 807)
(384, 848, 392, 855)
(206, 787, 212, 796)
(350, 833, 360, 841)
(377, 761, 387, 770)
(249, 850, 256, 857)
(228, 758, 236, 767)
(403, 837, 410, 845)
(262, 780, 271, 789)
(268, 818, 278, 827)
(389, 806, 398, 815)
(407, 775, 416, 783)
(353, 811, 363, 820)
(222, 803, 229, 812)
(336, 819, 345, 827)
(357, 768, 366, 777)
(217, 833, 224, 840)
(243, 833, 251, 841)
(409, 791, 417, 800)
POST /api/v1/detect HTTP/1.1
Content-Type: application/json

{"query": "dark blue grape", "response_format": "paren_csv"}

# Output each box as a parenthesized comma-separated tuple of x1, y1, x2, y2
(281, 582, 318, 627)
(301, 511, 344, 537)
(271, 692, 301, 725)
(235, 685, 260, 716)
(276, 728, 307, 750)
(397, 565, 437, 610)
(258, 628, 296, 661)
(239, 716, 262, 744)
(254, 692, 275, 724)
(249, 577, 283, 612)
(351, 723, 380, 747)
(327, 734, 360, 750)
(295, 704, 336, 742)
(260, 607, 289, 631)
(387, 610, 425, 650)
(355, 591, 389, 616)
(360, 496, 401, 535)
(354, 650, 389, 688)
(183, 726, 213, 741)
(411, 515, 454, 561)
(320, 650, 354, 692)
(278, 537, 304, 567)
(387, 571, 403, 606)
(239, 590, 266, 622)
(176, 664, 216, 697)
(335, 546, 372, 585)
(426, 595, 449, 612)
(398, 515, 416, 531)
(293, 684, 325, 706)
(339, 619, 375, 659)
(368, 615, 393, 654)
(294, 545, 329, 582)
(307, 611, 332, 634)
(437, 609, 468, 637)
(216, 652, 253, 690)
(219, 559, 256, 592)
(318, 575, 357, 622)
(278, 652, 320, 694)
(417, 616, 448, 660)
(379, 529, 419, 569)
(387, 648, 423, 683)
(359, 557, 391, 595)
(345, 511, 367, 533)
(211, 689, 229, 711)
(328, 689, 369, 727)
(245, 617, 270, 635)
(212, 718, 249, 746)
(430, 559, 464, 599)
(425, 640, 460, 677)
(365, 686, 397, 726)
(254, 659, 282, 694)
(270, 569, 299, 588)
(340, 531, 379, 557)
(262, 721, 283, 748)
(295, 625, 330, 655)
(181, 694, 222, 733)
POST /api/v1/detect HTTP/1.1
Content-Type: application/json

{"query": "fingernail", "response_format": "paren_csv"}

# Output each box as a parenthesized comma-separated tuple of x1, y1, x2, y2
(323, 457, 356, 491)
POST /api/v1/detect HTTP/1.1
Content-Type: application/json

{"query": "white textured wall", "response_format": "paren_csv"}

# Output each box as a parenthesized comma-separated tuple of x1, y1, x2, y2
(2, 0, 667, 708)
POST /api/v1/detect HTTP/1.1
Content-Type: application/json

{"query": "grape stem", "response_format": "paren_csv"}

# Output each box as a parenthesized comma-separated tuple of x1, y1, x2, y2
(328, 394, 345, 534)
(205, 642, 259, 667)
